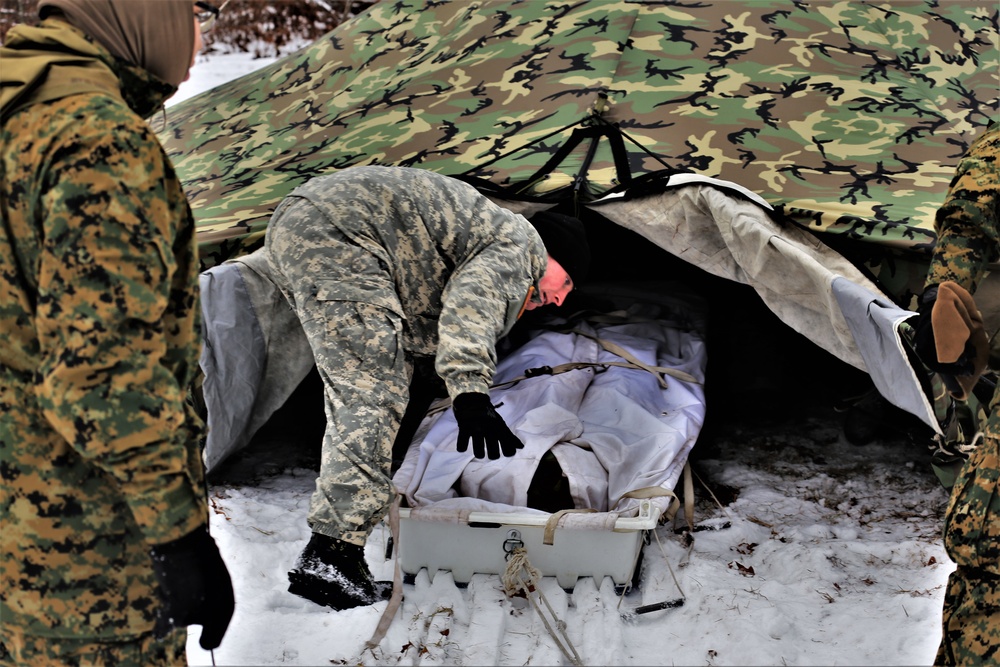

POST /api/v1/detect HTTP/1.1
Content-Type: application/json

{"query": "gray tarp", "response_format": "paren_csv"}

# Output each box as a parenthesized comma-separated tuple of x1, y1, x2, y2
(199, 250, 312, 472)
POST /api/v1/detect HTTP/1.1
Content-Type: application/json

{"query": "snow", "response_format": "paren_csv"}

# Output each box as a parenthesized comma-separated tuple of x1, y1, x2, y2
(189, 410, 951, 667)
(170, 53, 954, 666)
(168, 48, 285, 108)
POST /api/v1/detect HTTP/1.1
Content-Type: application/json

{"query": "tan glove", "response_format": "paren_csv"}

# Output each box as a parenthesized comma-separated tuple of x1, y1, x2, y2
(930, 281, 990, 400)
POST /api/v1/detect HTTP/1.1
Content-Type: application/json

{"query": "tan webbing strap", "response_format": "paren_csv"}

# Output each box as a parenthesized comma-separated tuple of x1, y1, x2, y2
(617, 467, 695, 533)
(423, 321, 702, 418)
(365, 492, 404, 650)
(541, 465, 697, 548)
(618, 486, 680, 521)
(570, 329, 699, 388)
(542, 508, 598, 545)
(424, 353, 698, 418)
(682, 463, 694, 532)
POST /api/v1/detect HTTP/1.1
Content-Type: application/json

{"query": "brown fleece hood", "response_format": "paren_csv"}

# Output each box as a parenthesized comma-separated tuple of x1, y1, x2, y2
(37, 0, 195, 89)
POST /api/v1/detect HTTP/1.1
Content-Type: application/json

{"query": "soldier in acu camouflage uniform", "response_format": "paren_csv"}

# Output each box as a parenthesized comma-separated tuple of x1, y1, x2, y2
(264, 165, 590, 611)
(912, 122, 1000, 665)
(0, 1, 234, 664)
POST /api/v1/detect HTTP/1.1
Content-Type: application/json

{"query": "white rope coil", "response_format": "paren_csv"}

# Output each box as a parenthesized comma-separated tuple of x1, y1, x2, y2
(501, 547, 584, 666)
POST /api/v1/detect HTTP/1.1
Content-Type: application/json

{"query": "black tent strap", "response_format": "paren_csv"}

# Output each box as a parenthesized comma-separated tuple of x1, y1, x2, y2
(457, 118, 584, 177)
(518, 124, 634, 194)
(455, 119, 676, 201)
(589, 116, 677, 175)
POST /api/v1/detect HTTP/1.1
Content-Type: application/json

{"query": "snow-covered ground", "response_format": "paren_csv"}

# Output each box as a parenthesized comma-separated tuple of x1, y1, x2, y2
(192, 406, 951, 667)
(170, 50, 953, 667)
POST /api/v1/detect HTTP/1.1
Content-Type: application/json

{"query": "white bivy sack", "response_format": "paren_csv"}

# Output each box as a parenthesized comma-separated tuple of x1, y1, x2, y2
(393, 283, 709, 523)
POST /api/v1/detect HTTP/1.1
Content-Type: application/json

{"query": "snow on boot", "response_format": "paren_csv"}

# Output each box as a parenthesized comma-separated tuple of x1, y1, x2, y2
(287, 533, 388, 611)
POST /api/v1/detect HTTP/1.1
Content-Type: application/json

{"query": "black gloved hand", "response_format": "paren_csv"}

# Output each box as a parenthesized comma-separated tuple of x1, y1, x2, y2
(150, 525, 235, 650)
(452, 392, 524, 460)
(913, 284, 977, 375)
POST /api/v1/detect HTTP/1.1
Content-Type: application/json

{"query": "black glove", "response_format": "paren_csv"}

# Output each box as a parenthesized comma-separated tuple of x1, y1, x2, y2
(452, 392, 524, 460)
(913, 284, 977, 375)
(150, 525, 235, 650)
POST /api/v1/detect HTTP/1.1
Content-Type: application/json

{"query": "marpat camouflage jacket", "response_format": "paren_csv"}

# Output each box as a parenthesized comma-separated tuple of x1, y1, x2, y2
(925, 124, 1000, 294)
(925, 123, 1000, 438)
(1, 19, 208, 638)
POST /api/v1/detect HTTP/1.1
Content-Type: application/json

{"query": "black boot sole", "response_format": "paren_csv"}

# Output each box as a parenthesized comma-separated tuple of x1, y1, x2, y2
(287, 569, 377, 611)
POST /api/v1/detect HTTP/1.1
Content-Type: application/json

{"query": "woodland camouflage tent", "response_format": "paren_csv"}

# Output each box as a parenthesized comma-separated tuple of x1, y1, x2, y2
(158, 0, 999, 440)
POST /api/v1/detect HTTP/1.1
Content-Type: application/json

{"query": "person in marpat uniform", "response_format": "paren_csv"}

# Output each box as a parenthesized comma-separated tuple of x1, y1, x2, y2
(263, 166, 590, 610)
(1, 1, 234, 664)
(911, 121, 1000, 665)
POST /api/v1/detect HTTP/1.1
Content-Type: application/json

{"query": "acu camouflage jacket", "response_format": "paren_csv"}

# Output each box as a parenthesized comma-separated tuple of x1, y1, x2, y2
(269, 166, 549, 398)
(0, 20, 208, 638)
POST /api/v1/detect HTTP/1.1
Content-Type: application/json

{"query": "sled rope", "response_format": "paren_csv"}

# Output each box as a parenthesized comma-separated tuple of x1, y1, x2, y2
(614, 469, 695, 612)
(502, 548, 584, 667)
(677, 463, 697, 567)
(611, 473, 693, 609)
(652, 527, 686, 599)
(692, 466, 735, 522)
(365, 492, 404, 651)
(616, 533, 646, 611)
(615, 525, 688, 614)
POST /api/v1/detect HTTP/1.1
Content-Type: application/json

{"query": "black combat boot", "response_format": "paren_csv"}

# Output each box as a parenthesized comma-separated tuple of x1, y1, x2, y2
(287, 532, 390, 610)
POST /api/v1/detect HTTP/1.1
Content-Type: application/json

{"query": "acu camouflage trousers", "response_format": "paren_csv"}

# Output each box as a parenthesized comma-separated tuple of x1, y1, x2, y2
(265, 197, 412, 546)
(937, 433, 1000, 665)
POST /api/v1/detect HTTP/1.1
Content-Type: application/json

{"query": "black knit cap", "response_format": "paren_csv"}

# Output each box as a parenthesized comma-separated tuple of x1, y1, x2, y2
(528, 211, 591, 284)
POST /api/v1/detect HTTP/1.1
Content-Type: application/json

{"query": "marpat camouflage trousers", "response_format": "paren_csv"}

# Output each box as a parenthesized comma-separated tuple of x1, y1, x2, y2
(266, 197, 411, 546)
(0, 626, 186, 667)
(937, 434, 1000, 665)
